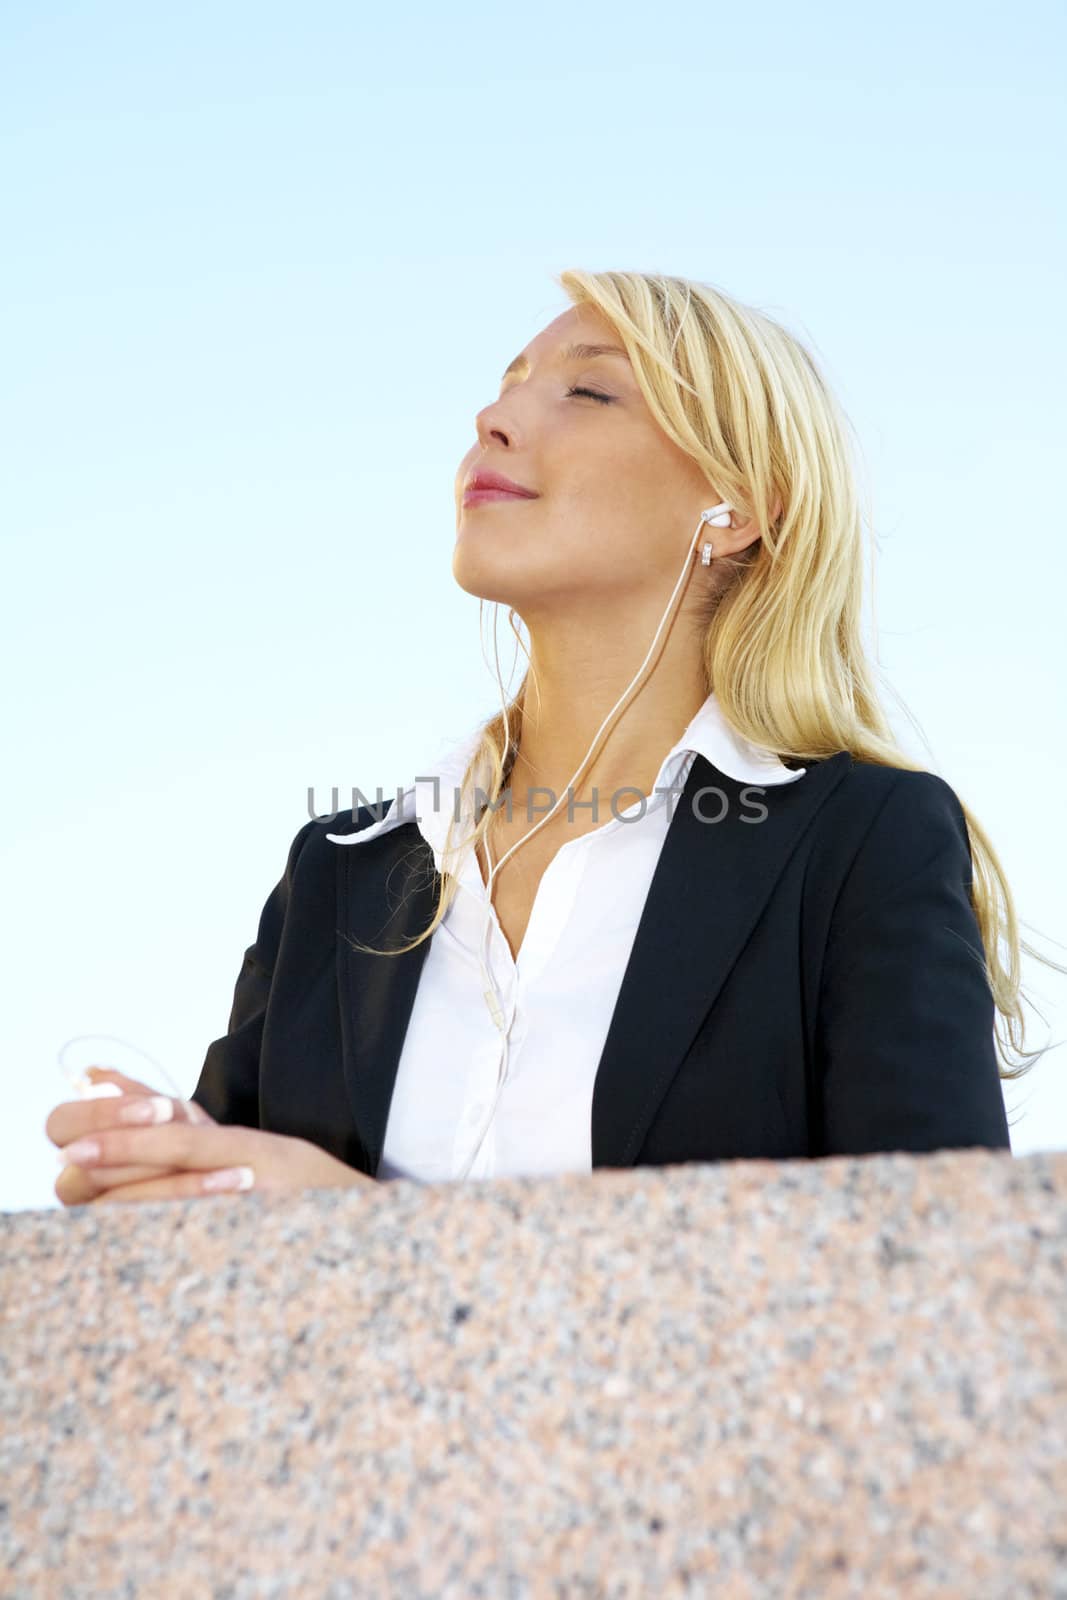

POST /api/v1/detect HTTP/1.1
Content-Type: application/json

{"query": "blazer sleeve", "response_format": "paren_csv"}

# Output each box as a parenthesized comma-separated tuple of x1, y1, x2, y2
(814, 769, 1012, 1157)
(190, 818, 319, 1126)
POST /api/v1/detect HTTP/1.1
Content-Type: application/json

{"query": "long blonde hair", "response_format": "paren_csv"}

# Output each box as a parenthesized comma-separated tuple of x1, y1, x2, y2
(348, 267, 1064, 1082)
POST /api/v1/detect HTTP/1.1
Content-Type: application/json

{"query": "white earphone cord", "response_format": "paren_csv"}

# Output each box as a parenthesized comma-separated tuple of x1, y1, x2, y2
(455, 502, 733, 1183)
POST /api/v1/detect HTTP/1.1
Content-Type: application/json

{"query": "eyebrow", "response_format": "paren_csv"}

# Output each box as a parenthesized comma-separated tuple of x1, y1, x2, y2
(500, 341, 630, 382)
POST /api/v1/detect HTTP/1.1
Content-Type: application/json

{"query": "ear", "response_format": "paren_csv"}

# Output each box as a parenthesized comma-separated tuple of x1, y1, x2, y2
(731, 494, 783, 531)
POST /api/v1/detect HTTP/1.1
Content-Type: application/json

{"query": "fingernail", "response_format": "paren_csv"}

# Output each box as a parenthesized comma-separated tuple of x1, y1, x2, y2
(201, 1166, 255, 1192)
(117, 1096, 173, 1125)
(62, 1138, 100, 1165)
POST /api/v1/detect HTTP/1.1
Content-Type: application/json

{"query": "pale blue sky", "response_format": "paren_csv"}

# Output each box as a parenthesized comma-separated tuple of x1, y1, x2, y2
(3, 1, 1065, 1210)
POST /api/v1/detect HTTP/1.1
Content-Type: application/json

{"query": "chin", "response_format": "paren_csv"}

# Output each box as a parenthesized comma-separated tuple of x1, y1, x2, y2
(451, 541, 522, 606)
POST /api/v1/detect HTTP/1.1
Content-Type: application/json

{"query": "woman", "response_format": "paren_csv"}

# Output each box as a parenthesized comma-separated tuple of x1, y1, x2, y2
(49, 269, 1058, 1204)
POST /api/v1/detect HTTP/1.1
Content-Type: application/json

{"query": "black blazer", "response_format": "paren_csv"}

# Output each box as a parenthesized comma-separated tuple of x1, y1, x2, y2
(191, 749, 1012, 1175)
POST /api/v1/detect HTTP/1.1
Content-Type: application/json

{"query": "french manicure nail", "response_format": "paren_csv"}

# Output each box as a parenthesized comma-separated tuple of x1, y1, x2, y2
(201, 1167, 255, 1192)
(117, 1096, 173, 1125)
(63, 1138, 100, 1165)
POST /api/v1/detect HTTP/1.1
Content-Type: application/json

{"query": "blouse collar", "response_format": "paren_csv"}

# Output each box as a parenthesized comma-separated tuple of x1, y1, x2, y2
(327, 688, 805, 867)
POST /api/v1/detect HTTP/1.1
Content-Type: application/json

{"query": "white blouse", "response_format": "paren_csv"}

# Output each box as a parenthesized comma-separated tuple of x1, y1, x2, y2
(327, 692, 806, 1183)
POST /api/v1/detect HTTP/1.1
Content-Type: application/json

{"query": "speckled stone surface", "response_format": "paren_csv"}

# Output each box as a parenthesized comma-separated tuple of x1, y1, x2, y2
(2, 1148, 1066, 1598)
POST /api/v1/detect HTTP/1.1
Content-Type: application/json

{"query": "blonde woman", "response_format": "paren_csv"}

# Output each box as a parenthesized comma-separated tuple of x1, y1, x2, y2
(49, 270, 1061, 1204)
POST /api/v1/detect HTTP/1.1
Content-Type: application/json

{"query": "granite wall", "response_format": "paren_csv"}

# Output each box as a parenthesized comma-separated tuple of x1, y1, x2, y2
(2, 1146, 1065, 1598)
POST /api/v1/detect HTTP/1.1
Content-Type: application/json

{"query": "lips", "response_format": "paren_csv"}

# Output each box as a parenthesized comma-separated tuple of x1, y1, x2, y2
(464, 468, 538, 498)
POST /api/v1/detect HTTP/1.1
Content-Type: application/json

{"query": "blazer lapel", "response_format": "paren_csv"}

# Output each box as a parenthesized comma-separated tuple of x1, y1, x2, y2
(590, 749, 852, 1168)
(335, 821, 440, 1175)
(334, 748, 852, 1177)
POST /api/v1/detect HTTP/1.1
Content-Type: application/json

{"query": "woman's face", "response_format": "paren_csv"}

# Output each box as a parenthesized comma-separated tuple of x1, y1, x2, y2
(453, 304, 729, 624)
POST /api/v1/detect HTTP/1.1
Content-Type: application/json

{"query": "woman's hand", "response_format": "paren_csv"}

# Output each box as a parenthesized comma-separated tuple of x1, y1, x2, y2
(47, 1068, 371, 1204)
(47, 1066, 218, 1203)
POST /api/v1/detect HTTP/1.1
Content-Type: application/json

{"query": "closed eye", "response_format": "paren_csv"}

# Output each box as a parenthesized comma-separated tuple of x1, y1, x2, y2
(566, 385, 614, 404)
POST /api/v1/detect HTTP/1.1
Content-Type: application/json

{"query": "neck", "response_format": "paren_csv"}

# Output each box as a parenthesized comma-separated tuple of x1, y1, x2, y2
(505, 604, 710, 811)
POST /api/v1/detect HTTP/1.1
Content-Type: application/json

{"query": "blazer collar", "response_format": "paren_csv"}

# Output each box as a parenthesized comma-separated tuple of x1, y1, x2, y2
(331, 744, 851, 1177)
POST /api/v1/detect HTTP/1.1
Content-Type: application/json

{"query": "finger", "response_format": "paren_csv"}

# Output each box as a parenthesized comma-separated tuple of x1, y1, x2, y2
(85, 1067, 160, 1096)
(85, 1169, 253, 1205)
(47, 1095, 116, 1147)
(46, 1092, 212, 1149)
(84, 1065, 215, 1122)
(57, 1143, 193, 1196)
(89, 1176, 201, 1204)
(84, 1072, 217, 1124)
(55, 1120, 246, 1174)
(45, 1096, 131, 1148)
(55, 1160, 187, 1207)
